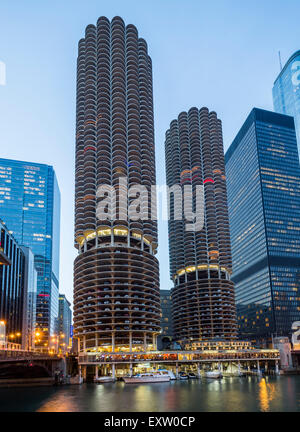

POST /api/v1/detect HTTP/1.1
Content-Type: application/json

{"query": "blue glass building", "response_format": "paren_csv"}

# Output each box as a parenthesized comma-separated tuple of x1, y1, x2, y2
(273, 50, 300, 154)
(0, 159, 60, 346)
(225, 108, 300, 346)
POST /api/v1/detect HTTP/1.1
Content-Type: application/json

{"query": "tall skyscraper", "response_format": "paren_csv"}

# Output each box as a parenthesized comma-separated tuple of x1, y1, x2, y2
(157, 290, 174, 350)
(73, 16, 160, 353)
(273, 50, 300, 152)
(21, 246, 37, 350)
(0, 159, 60, 347)
(58, 294, 72, 352)
(225, 108, 300, 346)
(165, 107, 237, 348)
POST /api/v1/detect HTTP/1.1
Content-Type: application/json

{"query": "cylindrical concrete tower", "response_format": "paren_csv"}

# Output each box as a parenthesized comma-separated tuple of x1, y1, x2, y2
(74, 16, 160, 353)
(165, 107, 237, 347)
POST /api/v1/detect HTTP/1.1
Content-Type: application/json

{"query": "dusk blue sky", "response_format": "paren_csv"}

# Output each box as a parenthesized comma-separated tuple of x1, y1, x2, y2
(0, 0, 299, 306)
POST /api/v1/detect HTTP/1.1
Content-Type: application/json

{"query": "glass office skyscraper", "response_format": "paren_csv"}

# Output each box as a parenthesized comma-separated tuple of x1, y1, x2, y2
(21, 246, 37, 350)
(58, 294, 72, 352)
(225, 108, 300, 346)
(0, 159, 60, 346)
(157, 290, 174, 350)
(273, 50, 300, 154)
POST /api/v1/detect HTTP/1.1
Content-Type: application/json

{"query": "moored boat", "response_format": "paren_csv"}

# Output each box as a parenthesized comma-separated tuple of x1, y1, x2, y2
(205, 371, 223, 379)
(179, 372, 189, 380)
(157, 369, 176, 380)
(94, 376, 115, 383)
(123, 372, 170, 384)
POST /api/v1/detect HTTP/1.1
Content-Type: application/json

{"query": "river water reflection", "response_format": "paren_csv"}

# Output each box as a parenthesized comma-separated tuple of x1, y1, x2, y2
(0, 376, 300, 412)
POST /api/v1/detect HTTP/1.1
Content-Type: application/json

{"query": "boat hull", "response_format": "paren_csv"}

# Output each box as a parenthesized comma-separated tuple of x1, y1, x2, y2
(123, 376, 170, 384)
(94, 377, 115, 383)
(205, 372, 223, 379)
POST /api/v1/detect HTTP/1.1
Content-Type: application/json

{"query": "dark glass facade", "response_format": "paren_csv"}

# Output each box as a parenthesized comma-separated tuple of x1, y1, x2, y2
(21, 246, 37, 350)
(157, 290, 173, 349)
(225, 108, 300, 346)
(0, 219, 25, 345)
(58, 294, 72, 352)
(0, 159, 60, 346)
(273, 50, 300, 154)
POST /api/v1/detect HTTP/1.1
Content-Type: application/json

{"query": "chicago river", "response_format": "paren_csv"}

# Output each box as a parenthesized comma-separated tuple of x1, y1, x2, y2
(0, 376, 300, 412)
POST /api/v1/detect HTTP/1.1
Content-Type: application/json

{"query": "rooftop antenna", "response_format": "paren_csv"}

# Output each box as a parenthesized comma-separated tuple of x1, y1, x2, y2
(278, 51, 283, 71)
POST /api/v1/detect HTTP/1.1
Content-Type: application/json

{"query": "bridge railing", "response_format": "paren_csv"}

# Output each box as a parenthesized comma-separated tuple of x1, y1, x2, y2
(0, 349, 61, 361)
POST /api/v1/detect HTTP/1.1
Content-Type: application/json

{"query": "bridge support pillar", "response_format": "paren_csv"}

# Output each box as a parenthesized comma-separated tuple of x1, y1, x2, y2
(112, 363, 116, 380)
(130, 362, 133, 377)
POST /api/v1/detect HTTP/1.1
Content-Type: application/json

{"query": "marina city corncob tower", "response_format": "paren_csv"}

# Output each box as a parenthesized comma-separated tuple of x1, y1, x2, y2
(165, 107, 237, 348)
(74, 16, 160, 353)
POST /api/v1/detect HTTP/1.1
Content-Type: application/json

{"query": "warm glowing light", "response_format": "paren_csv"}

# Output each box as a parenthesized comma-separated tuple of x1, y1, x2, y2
(175, 264, 231, 279)
(97, 228, 112, 237)
(132, 232, 142, 240)
(186, 266, 196, 273)
(114, 228, 128, 236)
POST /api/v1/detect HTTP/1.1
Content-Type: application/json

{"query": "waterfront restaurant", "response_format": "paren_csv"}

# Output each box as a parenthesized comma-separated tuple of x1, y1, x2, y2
(77, 340, 280, 381)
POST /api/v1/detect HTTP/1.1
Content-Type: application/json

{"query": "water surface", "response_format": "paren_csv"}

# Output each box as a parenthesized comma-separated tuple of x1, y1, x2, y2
(0, 376, 300, 412)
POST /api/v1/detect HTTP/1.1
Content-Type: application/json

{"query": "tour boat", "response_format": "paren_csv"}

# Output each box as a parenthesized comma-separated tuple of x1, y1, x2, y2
(205, 371, 223, 379)
(157, 369, 176, 380)
(222, 371, 246, 378)
(94, 376, 115, 383)
(123, 371, 170, 384)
